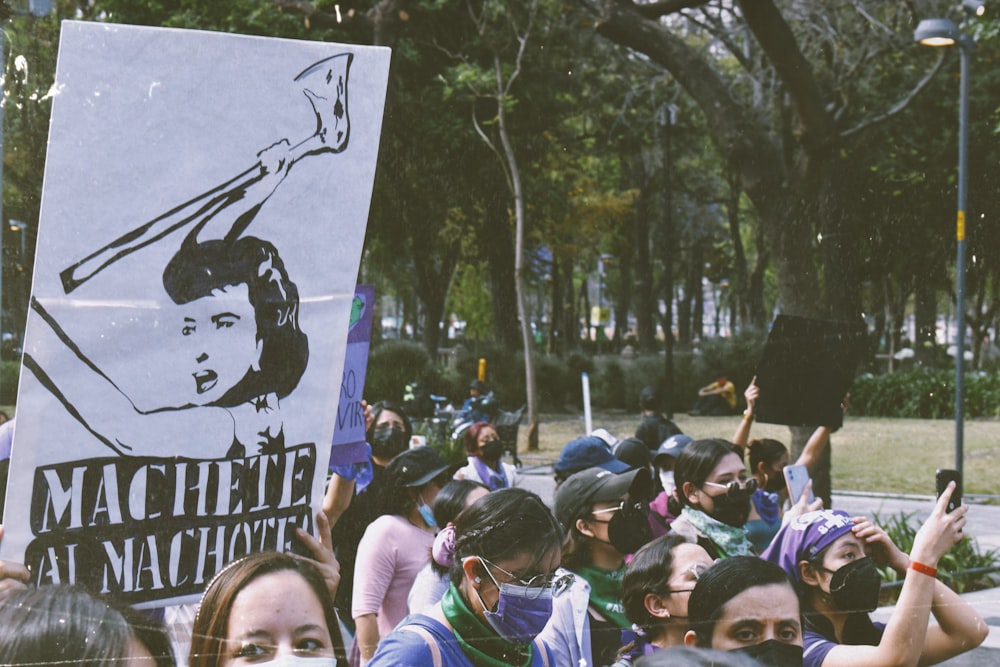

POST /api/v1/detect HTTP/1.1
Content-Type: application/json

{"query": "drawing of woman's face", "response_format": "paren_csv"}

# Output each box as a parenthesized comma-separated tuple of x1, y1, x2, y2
(179, 282, 262, 405)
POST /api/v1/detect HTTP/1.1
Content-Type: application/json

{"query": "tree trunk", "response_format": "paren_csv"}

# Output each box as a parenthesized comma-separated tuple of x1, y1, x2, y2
(482, 188, 521, 350)
(634, 167, 655, 352)
(726, 173, 749, 329)
(549, 257, 563, 356)
(493, 54, 539, 451)
(914, 277, 937, 367)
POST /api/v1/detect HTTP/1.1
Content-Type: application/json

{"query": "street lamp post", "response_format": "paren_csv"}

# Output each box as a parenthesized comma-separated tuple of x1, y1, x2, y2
(914, 7, 981, 479)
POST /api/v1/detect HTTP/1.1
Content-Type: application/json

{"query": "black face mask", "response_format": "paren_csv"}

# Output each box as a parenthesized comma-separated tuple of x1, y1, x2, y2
(731, 640, 803, 667)
(828, 556, 882, 613)
(763, 471, 786, 493)
(706, 479, 757, 527)
(370, 426, 409, 459)
(606, 501, 653, 555)
(480, 439, 504, 461)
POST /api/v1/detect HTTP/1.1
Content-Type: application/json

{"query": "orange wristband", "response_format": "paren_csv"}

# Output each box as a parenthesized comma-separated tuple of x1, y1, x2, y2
(909, 560, 938, 579)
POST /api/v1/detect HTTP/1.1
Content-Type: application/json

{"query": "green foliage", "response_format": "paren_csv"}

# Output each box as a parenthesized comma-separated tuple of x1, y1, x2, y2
(366, 340, 434, 403)
(874, 511, 1000, 600)
(447, 263, 494, 343)
(849, 370, 1000, 419)
(0, 361, 19, 404)
(591, 358, 628, 410)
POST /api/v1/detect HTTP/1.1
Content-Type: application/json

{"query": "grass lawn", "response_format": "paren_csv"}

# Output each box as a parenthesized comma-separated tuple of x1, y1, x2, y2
(3, 402, 997, 496)
(524, 411, 1000, 498)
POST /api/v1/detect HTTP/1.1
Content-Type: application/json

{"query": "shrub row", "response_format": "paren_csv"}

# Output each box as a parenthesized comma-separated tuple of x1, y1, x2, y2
(365, 332, 767, 414)
(8, 338, 993, 419)
(849, 369, 1000, 419)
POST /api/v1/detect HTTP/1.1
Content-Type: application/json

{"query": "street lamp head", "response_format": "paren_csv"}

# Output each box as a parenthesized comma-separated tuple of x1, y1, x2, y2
(962, 0, 986, 17)
(915, 17, 960, 46)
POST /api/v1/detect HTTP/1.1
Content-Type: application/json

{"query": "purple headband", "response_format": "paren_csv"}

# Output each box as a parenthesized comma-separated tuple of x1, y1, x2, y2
(761, 509, 855, 584)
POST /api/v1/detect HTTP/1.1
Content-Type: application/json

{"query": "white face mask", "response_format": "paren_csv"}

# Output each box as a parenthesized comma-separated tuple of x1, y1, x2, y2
(263, 658, 337, 667)
(659, 470, 675, 496)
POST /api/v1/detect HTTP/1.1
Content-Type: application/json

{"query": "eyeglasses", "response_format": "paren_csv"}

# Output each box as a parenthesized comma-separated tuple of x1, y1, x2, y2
(663, 559, 720, 594)
(590, 499, 649, 517)
(478, 557, 575, 599)
(703, 478, 758, 496)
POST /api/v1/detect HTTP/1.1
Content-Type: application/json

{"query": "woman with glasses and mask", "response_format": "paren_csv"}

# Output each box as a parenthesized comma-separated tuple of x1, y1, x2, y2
(369, 487, 564, 666)
(668, 439, 758, 559)
(539, 466, 655, 667)
(454, 421, 518, 490)
(763, 498, 986, 667)
(612, 535, 714, 665)
(682, 556, 803, 667)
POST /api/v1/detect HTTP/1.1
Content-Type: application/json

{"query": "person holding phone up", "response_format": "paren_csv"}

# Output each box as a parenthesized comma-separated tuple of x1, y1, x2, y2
(732, 378, 836, 552)
(762, 491, 987, 667)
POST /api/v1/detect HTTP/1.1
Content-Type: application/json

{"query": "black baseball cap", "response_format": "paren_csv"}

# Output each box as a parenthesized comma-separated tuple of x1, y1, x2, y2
(386, 446, 450, 487)
(555, 466, 652, 530)
(613, 437, 652, 470)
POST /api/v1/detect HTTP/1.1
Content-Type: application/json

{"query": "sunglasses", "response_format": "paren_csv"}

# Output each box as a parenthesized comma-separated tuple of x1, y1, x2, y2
(590, 499, 649, 517)
(703, 478, 758, 496)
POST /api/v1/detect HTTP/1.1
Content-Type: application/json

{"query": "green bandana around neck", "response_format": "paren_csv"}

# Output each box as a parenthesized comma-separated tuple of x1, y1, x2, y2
(440, 582, 534, 667)
(680, 507, 755, 557)
(573, 563, 630, 628)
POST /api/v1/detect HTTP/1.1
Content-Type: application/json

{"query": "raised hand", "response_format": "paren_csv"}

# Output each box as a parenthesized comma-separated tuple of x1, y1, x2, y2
(293, 510, 341, 600)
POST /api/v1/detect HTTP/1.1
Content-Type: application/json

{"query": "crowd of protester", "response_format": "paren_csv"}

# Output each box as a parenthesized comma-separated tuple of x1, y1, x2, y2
(0, 379, 988, 666)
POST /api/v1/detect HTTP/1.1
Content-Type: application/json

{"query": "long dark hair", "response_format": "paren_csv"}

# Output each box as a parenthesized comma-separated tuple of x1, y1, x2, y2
(190, 551, 346, 667)
(163, 236, 308, 406)
(431, 479, 489, 575)
(621, 534, 689, 632)
(748, 438, 787, 472)
(687, 556, 794, 646)
(450, 488, 564, 588)
(0, 585, 174, 667)
(366, 400, 413, 441)
(669, 438, 742, 514)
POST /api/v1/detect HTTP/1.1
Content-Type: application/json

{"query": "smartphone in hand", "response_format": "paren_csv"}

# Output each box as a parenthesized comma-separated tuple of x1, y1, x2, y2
(936, 468, 962, 513)
(783, 464, 814, 504)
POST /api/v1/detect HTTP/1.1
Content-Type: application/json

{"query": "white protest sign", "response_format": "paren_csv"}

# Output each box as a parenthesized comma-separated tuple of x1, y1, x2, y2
(1, 21, 389, 607)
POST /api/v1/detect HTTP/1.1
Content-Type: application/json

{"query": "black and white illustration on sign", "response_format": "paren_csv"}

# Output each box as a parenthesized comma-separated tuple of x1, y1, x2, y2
(0, 22, 390, 607)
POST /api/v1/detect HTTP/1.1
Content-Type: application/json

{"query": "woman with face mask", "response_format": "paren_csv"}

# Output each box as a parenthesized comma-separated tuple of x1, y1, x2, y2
(763, 498, 987, 667)
(683, 556, 803, 667)
(327, 401, 413, 632)
(732, 380, 834, 552)
(454, 422, 518, 490)
(539, 466, 655, 667)
(647, 434, 694, 535)
(408, 479, 490, 615)
(369, 488, 564, 666)
(353, 446, 452, 664)
(612, 535, 714, 665)
(668, 439, 758, 559)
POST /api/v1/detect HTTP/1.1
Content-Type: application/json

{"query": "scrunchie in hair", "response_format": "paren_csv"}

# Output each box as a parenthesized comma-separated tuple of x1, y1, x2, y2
(432, 523, 457, 567)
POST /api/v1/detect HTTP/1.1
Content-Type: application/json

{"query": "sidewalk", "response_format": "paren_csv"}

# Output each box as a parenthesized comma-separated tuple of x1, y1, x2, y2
(516, 463, 1000, 664)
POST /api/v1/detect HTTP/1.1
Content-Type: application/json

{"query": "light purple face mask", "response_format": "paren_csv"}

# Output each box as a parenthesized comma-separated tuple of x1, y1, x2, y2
(475, 565, 554, 645)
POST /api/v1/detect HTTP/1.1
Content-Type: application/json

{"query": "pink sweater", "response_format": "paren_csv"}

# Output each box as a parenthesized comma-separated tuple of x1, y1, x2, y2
(352, 514, 434, 637)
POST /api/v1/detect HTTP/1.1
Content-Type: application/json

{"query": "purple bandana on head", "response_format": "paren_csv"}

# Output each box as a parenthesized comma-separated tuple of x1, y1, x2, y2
(761, 509, 855, 584)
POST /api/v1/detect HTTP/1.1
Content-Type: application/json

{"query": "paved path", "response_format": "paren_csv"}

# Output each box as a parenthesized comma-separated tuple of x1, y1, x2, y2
(514, 462, 1000, 665)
